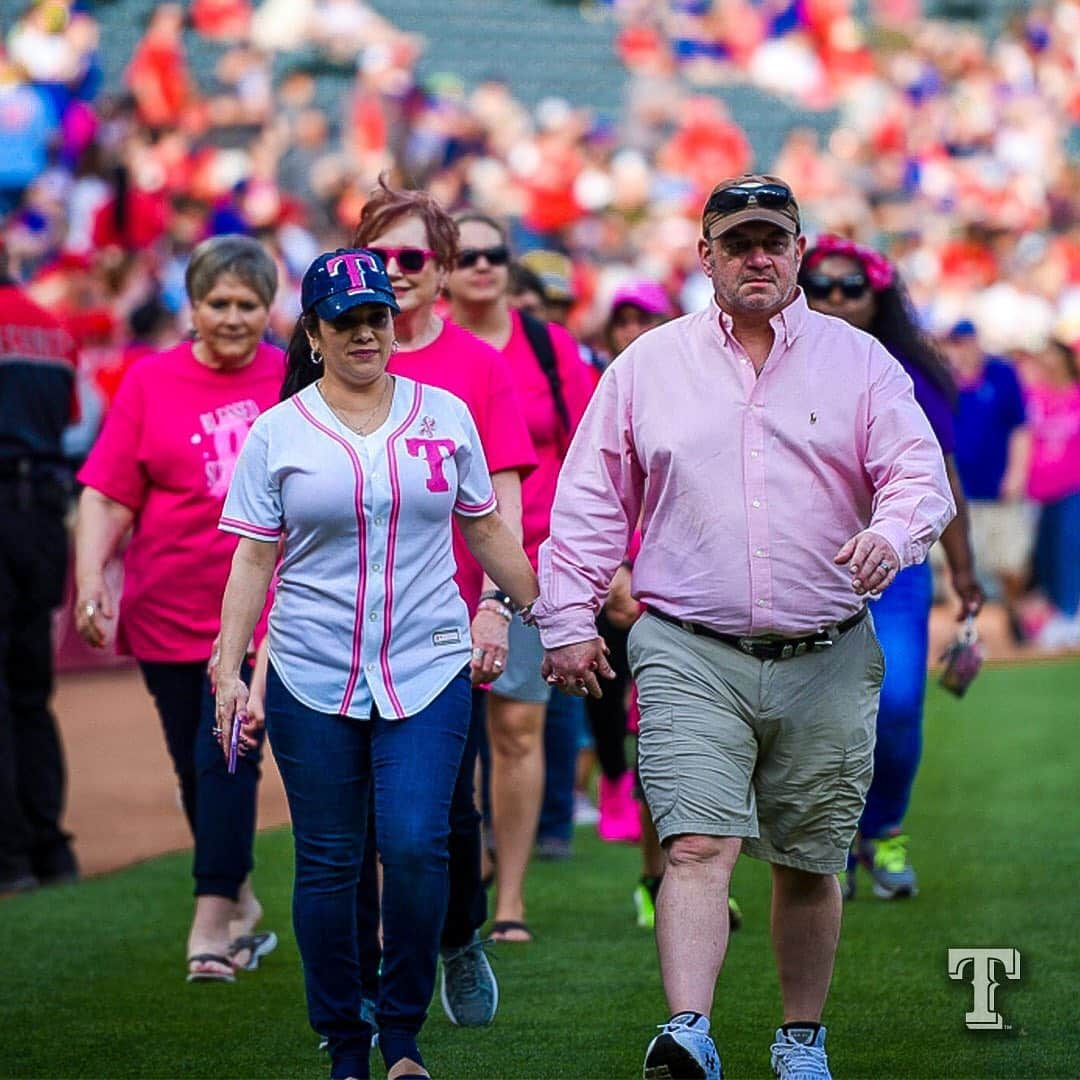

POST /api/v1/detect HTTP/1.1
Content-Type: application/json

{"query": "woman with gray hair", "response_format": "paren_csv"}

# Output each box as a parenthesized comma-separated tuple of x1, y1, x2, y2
(73, 235, 284, 982)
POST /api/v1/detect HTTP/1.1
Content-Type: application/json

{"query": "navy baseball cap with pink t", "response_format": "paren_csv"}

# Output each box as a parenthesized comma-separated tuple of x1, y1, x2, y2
(301, 248, 400, 320)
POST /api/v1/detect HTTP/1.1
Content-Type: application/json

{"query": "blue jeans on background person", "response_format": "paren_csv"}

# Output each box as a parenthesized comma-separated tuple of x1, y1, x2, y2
(266, 663, 470, 1080)
(859, 560, 933, 839)
(138, 658, 259, 899)
(1033, 490, 1080, 617)
(538, 692, 586, 845)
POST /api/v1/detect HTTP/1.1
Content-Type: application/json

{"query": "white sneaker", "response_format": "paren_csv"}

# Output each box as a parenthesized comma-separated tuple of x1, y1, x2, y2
(643, 1012, 721, 1079)
(572, 789, 600, 826)
(771, 1025, 831, 1080)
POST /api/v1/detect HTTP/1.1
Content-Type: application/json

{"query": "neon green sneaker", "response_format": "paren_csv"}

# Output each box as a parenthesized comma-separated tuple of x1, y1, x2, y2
(634, 878, 658, 929)
(727, 895, 743, 931)
(865, 833, 918, 899)
(634, 878, 744, 929)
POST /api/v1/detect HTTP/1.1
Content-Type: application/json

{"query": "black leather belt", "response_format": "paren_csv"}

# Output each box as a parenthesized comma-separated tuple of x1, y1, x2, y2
(645, 605, 868, 661)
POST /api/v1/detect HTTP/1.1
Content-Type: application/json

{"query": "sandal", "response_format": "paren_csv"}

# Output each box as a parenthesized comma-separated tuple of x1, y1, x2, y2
(489, 920, 534, 943)
(186, 953, 236, 983)
(227, 931, 278, 972)
(387, 1059, 429, 1080)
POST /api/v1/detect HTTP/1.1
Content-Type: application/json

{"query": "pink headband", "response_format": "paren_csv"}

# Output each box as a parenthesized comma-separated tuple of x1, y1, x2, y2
(805, 234, 894, 292)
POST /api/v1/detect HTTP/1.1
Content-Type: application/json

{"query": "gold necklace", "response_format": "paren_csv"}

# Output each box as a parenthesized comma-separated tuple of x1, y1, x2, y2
(317, 377, 392, 435)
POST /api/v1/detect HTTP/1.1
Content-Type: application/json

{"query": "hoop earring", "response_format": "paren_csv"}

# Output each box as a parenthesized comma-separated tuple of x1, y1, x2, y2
(310, 346, 322, 366)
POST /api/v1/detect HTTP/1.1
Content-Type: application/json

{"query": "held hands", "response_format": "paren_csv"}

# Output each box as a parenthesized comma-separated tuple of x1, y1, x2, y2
(834, 530, 900, 596)
(74, 577, 115, 649)
(540, 637, 617, 699)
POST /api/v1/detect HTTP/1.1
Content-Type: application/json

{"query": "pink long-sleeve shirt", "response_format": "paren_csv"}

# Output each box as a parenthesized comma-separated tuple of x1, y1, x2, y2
(533, 292, 956, 648)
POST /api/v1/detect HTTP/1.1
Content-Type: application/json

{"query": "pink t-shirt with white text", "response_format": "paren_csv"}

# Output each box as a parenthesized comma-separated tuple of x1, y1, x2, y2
(1025, 381, 1080, 503)
(77, 340, 285, 660)
(387, 319, 536, 612)
(501, 311, 597, 567)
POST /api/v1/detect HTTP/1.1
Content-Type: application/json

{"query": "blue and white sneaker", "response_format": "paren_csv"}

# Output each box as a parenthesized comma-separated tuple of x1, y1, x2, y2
(643, 1012, 722, 1079)
(770, 1025, 831, 1080)
(440, 933, 498, 1026)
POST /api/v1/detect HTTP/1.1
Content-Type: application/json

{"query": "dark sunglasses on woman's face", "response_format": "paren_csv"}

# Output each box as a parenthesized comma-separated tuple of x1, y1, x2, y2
(803, 273, 870, 301)
(705, 182, 794, 217)
(367, 247, 436, 274)
(457, 245, 510, 269)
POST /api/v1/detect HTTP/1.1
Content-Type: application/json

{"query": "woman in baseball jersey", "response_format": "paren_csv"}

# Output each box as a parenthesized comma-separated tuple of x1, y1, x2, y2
(214, 249, 538, 1080)
(350, 181, 536, 1029)
(74, 234, 282, 983)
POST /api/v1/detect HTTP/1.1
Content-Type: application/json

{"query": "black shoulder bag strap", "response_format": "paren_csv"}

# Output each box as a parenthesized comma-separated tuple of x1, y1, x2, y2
(518, 309, 571, 435)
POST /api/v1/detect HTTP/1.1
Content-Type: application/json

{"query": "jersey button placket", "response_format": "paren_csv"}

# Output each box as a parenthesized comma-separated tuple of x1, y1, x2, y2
(361, 442, 388, 710)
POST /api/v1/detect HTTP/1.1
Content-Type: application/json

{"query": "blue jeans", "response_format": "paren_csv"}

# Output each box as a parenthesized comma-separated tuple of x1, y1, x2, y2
(139, 659, 259, 899)
(355, 685, 488, 999)
(859, 561, 932, 839)
(1033, 491, 1080, 617)
(538, 691, 586, 844)
(266, 664, 470, 1080)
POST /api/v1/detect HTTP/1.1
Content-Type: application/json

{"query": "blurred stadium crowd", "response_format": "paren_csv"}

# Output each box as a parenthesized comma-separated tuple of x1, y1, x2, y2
(1, 0, 1078, 645)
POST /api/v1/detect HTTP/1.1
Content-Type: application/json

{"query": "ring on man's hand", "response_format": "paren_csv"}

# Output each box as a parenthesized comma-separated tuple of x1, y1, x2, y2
(83, 603, 96, 617)
(878, 560, 892, 572)
(211, 726, 223, 736)
(493, 659, 504, 668)
(472, 647, 484, 659)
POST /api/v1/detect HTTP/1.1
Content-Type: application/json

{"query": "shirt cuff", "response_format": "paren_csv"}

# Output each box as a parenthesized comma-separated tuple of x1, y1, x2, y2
(532, 599, 597, 650)
(865, 521, 912, 569)
(219, 516, 282, 542)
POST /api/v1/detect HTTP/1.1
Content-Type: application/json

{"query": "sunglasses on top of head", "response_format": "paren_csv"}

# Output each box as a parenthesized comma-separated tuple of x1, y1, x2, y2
(705, 182, 794, 218)
(457, 245, 510, 270)
(367, 247, 437, 274)
(802, 273, 870, 301)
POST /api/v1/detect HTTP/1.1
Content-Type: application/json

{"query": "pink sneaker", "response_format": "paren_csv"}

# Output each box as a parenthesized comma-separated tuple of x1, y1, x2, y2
(598, 772, 642, 843)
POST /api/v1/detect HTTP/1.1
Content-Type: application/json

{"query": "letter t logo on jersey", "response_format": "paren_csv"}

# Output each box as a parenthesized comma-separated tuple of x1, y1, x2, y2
(325, 251, 378, 292)
(406, 438, 457, 492)
(947, 948, 1021, 1030)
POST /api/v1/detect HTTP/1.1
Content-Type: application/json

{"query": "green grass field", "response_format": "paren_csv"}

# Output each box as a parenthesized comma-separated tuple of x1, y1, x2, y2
(2, 662, 1078, 1079)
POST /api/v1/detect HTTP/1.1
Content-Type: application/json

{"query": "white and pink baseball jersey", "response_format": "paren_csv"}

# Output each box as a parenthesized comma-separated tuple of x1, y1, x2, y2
(220, 376, 496, 720)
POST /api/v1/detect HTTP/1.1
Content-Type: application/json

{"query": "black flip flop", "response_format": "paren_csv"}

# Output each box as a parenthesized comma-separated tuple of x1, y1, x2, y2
(186, 952, 236, 983)
(227, 931, 279, 972)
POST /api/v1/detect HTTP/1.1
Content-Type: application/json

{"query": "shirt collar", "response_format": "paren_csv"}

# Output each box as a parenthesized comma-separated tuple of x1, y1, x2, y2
(711, 287, 809, 349)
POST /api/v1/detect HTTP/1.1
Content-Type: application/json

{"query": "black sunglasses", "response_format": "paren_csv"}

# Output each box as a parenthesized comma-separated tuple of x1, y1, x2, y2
(457, 245, 510, 269)
(803, 273, 870, 301)
(367, 247, 436, 274)
(705, 182, 794, 219)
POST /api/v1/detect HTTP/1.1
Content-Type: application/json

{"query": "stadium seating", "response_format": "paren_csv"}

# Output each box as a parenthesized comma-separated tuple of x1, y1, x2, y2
(85, 0, 834, 173)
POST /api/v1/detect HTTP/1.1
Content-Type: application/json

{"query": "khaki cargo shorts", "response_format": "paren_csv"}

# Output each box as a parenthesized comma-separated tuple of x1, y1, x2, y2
(626, 610, 885, 875)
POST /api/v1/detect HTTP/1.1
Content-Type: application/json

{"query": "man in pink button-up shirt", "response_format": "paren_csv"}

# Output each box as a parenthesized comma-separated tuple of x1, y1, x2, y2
(531, 175, 955, 1080)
